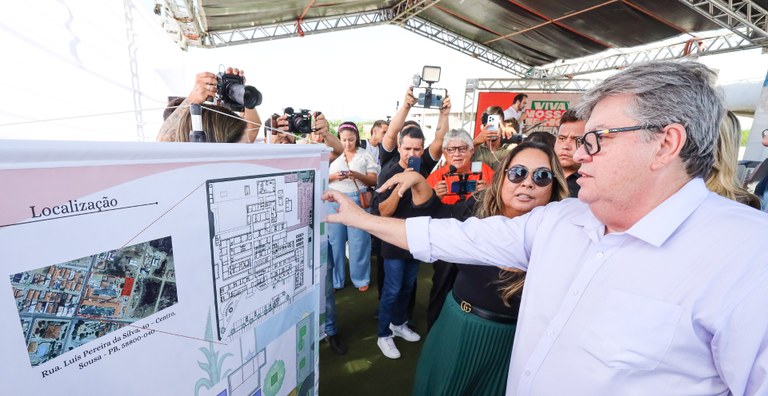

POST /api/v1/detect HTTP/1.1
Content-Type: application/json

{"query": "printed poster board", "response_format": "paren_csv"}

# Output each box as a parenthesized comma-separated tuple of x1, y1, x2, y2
(473, 91, 582, 135)
(0, 140, 328, 396)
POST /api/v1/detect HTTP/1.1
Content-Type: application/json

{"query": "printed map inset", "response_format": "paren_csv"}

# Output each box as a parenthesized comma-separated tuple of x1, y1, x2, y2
(9, 236, 177, 366)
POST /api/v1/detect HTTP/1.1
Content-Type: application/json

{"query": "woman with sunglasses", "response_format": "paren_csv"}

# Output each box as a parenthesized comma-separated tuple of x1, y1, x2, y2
(379, 141, 568, 395)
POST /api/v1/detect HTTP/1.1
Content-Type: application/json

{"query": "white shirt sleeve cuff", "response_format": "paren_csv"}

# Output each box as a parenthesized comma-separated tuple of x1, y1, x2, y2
(406, 216, 435, 263)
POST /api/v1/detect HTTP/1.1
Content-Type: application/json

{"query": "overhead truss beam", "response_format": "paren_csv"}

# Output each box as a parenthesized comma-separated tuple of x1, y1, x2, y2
(401, 17, 532, 78)
(158, 0, 766, 79)
(158, 0, 205, 49)
(468, 78, 595, 92)
(679, 0, 768, 42)
(531, 31, 759, 79)
(389, 0, 443, 25)
(204, 10, 389, 47)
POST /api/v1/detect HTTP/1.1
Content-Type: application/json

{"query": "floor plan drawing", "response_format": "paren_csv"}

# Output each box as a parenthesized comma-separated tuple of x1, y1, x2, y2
(207, 171, 315, 341)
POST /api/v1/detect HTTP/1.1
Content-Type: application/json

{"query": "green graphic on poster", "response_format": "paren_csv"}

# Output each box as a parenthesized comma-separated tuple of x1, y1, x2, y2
(263, 360, 286, 396)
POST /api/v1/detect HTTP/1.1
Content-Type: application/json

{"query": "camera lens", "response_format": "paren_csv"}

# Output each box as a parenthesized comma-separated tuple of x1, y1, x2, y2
(228, 84, 262, 109)
(295, 118, 311, 134)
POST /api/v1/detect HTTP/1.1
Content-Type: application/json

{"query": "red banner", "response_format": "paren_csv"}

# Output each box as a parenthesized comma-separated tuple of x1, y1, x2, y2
(474, 91, 582, 137)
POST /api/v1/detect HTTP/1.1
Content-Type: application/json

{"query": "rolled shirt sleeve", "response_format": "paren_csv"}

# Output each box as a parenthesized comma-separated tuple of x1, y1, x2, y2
(405, 216, 434, 262)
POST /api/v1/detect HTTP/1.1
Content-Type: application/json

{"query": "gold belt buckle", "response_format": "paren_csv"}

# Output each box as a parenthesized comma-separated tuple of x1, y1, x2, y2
(460, 300, 472, 313)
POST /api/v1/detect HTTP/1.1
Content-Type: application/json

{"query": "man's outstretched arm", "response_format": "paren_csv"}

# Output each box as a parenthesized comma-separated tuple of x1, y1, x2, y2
(323, 190, 408, 250)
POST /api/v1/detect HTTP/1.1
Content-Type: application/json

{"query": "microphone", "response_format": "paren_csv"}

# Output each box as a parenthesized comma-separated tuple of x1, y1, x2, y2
(448, 165, 457, 175)
(189, 104, 207, 142)
(412, 74, 422, 87)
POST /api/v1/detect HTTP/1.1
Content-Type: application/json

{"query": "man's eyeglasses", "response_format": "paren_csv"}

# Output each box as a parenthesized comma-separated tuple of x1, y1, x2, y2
(575, 125, 660, 156)
(506, 165, 553, 187)
(445, 145, 470, 154)
(762, 129, 768, 139)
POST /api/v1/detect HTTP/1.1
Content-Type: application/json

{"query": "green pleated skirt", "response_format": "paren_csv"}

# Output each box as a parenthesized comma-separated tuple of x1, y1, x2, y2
(411, 291, 516, 396)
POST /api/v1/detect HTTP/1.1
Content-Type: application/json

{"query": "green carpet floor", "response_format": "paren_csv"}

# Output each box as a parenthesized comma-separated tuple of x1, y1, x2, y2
(318, 258, 434, 395)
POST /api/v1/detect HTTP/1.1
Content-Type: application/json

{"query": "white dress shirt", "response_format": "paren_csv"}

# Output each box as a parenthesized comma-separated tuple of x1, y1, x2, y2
(406, 178, 768, 395)
(503, 106, 522, 123)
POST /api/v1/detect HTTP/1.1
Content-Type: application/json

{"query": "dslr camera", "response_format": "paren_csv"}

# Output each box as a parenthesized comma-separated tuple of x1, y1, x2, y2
(284, 107, 315, 134)
(216, 72, 262, 112)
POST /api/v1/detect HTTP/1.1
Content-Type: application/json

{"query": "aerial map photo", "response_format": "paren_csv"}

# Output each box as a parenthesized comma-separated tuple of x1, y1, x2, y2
(9, 236, 177, 366)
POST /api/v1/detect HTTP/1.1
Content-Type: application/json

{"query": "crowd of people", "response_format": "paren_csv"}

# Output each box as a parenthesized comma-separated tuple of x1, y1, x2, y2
(160, 60, 768, 395)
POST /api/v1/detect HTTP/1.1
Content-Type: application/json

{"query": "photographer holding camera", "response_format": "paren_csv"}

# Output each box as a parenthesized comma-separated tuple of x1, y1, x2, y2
(267, 108, 343, 160)
(427, 129, 494, 204)
(157, 67, 262, 143)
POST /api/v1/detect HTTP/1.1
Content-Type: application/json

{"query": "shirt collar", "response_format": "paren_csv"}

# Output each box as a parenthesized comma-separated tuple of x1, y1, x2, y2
(570, 202, 604, 242)
(570, 178, 710, 246)
(626, 178, 709, 247)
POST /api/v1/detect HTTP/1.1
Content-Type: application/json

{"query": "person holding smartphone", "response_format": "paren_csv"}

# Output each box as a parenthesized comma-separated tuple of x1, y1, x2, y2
(373, 125, 442, 360)
(379, 86, 450, 176)
(327, 122, 380, 292)
(371, 86, 452, 331)
(427, 129, 495, 204)
(473, 106, 520, 169)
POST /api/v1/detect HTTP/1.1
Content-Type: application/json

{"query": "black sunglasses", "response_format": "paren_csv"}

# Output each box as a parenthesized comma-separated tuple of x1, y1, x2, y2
(506, 165, 554, 187)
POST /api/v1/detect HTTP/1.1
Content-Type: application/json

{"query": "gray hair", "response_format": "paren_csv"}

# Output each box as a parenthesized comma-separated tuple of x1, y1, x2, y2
(441, 129, 474, 150)
(575, 61, 724, 179)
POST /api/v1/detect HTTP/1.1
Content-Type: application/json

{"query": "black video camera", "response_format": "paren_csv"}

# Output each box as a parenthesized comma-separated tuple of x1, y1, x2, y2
(284, 107, 315, 134)
(216, 72, 262, 112)
(500, 134, 525, 145)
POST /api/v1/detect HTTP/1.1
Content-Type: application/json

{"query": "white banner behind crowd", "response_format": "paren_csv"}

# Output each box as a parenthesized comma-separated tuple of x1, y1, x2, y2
(0, 140, 328, 396)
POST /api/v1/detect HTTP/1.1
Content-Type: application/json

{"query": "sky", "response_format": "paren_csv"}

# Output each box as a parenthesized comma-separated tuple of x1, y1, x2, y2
(0, 0, 766, 142)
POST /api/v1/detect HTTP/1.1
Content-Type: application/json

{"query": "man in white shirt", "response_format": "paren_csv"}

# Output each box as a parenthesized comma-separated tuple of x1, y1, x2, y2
(323, 60, 768, 395)
(362, 120, 388, 166)
(503, 93, 528, 127)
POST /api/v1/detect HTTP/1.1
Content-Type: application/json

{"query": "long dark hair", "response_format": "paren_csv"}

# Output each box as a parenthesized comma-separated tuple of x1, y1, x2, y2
(474, 141, 568, 219)
(338, 121, 361, 148)
(472, 141, 569, 303)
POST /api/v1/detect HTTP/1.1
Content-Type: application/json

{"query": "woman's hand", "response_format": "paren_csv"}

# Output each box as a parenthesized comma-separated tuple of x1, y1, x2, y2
(330, 171, 349, 182)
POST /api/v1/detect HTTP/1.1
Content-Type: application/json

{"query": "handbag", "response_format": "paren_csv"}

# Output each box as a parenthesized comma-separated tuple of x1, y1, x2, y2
(346, 155, 373, 209)
(353, 179, 372, 209)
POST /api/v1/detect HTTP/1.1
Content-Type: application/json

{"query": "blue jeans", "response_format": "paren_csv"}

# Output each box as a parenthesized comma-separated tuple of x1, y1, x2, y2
(378, 258, 420, 337)
(328, 194, 371, 289)
(325, 242, 337, 336)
